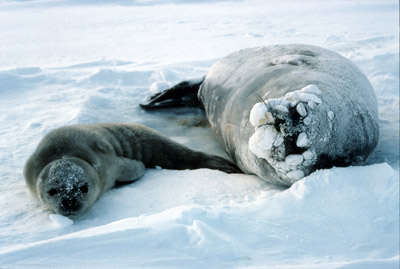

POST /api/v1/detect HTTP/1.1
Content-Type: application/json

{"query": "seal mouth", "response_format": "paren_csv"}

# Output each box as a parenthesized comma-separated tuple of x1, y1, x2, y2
(56, 204, 88, 218)
(248, 84, 332, 183)
(54, 195, 89, 217)
(60, 211, 78, 218)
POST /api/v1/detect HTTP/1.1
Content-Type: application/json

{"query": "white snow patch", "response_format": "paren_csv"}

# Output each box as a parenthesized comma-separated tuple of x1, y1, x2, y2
(276, 161, 290, 171)
(296, 102, 307, 117)
(300, 84, 322, 95)
(287, 170, 305, 181)
(274, 104, 289, 114)
(288, 91, 322, 104)
(285, 154, 304, 166)
(0, 0, 398, 268)
(248, 125, 278, 159)
(328, 110, 335, 120)
(266, 98, 291, 108)
(49, 214, 74, 227)
(254, 125, 277, 150)
(308, 101, 317, 109)
(296, 132, 310, 147)
(249, 102, 269, 127)
(302, 150, 314, 160)
(304, 115, 312, 125)
(273, 134, 284, 147)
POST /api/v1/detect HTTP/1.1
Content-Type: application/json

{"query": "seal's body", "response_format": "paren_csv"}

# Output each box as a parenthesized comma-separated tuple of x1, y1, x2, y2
(142, 44, 379, 186)
(24, 123, 239, 217)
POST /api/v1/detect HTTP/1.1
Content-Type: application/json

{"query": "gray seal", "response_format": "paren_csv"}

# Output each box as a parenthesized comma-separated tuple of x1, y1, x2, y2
(24, 123, 239, 217)
(141, 44, 379, 186)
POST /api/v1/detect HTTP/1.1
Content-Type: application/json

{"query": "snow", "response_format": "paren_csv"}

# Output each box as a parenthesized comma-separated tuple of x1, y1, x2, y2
(296, 132, 309, 148)
(255, 126, 277, 151)
(328, 111, 335, 120)
(303, 150, 315, 161)
(0, 0, 398, 268)
(249, 102, 269, 127)
(49, 214, 74, 228)
(286, 170, 305, 181)
(288, 91, 323, 104)
(285, 155, 304, 166)
(300, 84, 322, 95)
(296, 102, 307, 117)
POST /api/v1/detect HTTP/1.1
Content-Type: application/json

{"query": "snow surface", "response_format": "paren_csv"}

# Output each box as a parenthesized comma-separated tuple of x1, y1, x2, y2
(0, 0, 399, 268)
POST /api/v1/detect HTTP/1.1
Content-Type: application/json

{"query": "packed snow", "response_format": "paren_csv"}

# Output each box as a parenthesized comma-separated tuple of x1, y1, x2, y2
(0, 0, 398, 268)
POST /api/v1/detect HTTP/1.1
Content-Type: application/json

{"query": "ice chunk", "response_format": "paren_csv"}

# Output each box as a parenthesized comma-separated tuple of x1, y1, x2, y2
(288, 91, 322, 104)
(249, 134, 265, 159)
(266, 98, 291, 108)
(302, 150, 314, 160)
(303, 116, 312, 125)
(249, 125, 279, 159)
(285, 154, 304, 166)
(328, 111, 335, 120)
(249, 102, 269, 127)
(287, 170, 305, 181)
(255, 125, 277, 150)
(300, 84, 322, 95)
(274, 105, 289, 114)
(150, 81, 170, 94)
(273, 134, 284, 147)
(296, 132, 309, 147)
(296, 102, 307, 117)
(50, 214, 73, 227)
(276, 161, 290, 171)
(308, 101, 316, 109)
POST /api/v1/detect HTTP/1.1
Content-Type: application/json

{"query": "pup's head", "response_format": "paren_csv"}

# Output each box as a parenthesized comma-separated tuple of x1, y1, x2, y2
(37, 157, 100, 217)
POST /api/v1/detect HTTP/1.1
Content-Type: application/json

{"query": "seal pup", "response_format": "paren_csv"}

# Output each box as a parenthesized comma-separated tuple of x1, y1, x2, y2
(141, 44, 379, 186)
(24, 123, 240, 217)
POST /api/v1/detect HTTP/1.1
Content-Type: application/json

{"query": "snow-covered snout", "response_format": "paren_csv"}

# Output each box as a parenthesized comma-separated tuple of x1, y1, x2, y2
(249, 85, 327, 184)
(37, 157, 100, 217)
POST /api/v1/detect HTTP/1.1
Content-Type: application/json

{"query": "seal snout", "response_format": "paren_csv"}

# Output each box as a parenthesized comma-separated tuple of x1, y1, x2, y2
(56, 191, 87, 217)
(61, 197, 81, 212)
(248, 85, 324, 183)
(44, 158, 91, 216)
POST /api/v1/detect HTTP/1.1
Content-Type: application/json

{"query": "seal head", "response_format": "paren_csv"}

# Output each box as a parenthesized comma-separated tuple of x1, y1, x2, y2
(37, 157, 100, 217)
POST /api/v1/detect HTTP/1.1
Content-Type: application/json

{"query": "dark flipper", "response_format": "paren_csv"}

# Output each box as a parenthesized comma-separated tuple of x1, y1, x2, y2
(140, 77, 205, 109)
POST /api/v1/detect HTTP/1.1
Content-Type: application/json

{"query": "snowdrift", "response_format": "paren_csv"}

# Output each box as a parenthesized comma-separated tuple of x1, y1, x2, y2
(0, 0, 398, 268)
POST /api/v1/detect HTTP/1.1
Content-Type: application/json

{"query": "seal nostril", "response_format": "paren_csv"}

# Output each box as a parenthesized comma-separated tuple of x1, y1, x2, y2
(80, 184, 88, 194)
(61, 198, 80, 211)
(48, 188, 58, 196)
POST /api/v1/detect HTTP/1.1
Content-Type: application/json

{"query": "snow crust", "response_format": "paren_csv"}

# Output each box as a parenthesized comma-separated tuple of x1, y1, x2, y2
(248, 84, 325, 182)
(0, 0, 398, 268)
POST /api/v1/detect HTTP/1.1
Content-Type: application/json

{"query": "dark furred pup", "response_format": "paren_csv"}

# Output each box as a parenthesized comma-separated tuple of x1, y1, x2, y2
(24, 123, 240, 217)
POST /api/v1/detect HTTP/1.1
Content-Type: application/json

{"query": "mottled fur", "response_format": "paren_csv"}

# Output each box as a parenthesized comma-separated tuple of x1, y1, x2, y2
(24, 123, 239, 217)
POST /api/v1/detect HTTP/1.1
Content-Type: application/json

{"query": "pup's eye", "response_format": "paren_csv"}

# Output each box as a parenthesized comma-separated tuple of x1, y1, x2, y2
(80, 184, 89, 194)
(48, 189, 58, 196)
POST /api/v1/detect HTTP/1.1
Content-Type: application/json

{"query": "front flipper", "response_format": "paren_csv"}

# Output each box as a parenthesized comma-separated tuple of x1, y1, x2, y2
(140, 77, 205, 109)
(114, 158, 145, 186)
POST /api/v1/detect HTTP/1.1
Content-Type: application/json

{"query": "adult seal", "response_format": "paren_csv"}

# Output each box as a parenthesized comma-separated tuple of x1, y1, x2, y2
(24, 123, 239, 217)
(141, 44, 379, 186)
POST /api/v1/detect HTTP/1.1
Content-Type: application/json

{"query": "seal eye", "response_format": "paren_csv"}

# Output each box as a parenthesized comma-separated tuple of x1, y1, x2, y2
(80, 184, 89, 194)
(48, 188, 58, 196)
